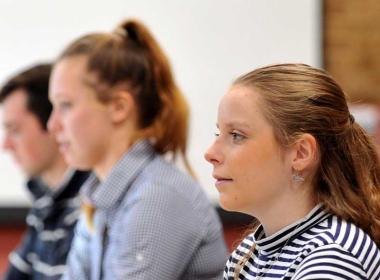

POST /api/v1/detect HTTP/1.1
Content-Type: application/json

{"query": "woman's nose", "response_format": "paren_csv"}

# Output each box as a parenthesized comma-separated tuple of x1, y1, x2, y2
(47, 109, 61, 134)
(204, 141, 223, 166)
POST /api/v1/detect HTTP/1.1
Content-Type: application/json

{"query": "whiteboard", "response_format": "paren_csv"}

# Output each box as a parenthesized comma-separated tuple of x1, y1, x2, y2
(0, 0, 322, 206)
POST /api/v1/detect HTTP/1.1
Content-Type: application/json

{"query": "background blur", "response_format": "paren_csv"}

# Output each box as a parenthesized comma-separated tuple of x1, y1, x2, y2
(1, 0, 380, 275)
(0, 0, 321, 206)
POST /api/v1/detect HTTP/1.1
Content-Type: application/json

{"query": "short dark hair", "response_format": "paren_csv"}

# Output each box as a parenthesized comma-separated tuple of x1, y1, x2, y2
(0, 63, 52, 130)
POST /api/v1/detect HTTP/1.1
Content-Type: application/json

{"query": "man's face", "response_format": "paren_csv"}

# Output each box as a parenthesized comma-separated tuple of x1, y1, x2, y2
(2, 89, 60, 177)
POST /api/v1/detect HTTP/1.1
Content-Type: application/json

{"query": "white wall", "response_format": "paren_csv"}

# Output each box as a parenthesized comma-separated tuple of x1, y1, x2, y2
(0, 0, 321, 206)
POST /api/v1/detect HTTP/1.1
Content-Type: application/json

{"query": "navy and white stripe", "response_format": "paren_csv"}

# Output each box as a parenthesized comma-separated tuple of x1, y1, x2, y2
(3, 170, 90, 280)
(225, 205, 380, 279)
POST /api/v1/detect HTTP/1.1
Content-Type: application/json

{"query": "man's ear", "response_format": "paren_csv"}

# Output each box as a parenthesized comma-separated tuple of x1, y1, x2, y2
(291, 133, 318, 171)
(109, 90, 135, 124)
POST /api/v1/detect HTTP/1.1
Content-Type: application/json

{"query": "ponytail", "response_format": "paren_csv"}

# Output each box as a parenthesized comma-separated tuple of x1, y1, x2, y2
(228, 63, 380, 278)
(234, 63, 380, 247)
(118, 20, 193, 175)
(59, 19, 193, 175)
(317, 122, 380, 245)
(58, 19, 195, 229)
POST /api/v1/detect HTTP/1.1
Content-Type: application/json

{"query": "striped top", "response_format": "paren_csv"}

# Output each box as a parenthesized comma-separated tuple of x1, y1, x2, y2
(225, 205, 380, 280)
(3, 170, 89, 280)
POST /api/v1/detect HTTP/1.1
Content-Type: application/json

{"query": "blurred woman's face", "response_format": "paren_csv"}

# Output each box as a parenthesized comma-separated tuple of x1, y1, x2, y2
(48, 56, 114, 171)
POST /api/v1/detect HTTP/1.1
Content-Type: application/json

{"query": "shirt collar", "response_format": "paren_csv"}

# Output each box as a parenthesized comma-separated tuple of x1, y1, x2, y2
(27, 168, 76, 200)
(253, 204, 330, 255)
(80, 140, 155, 209)
(51, 168, 76, 198)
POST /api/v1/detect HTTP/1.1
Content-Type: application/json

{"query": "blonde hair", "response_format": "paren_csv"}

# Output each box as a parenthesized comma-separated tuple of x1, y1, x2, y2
(232, 63, 380, 277)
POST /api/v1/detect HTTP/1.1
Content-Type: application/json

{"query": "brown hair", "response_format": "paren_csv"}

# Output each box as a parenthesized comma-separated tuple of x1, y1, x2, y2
(57, 19, 193, 228)
(0, 64, 52, 130)
(232, 63, 380, 278)
(58, 19, 190, 163)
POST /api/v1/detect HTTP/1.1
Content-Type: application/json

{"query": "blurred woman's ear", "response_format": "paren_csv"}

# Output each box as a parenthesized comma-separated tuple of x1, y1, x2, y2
(109, 90, 135, 124)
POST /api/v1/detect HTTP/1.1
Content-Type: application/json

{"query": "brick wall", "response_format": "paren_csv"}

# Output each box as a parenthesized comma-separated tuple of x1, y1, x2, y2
(324, 0, 380, 103)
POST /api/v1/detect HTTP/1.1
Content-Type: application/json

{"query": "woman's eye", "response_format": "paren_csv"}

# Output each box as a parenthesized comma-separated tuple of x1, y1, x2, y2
(214, 131, 220, 137)
(230, 132, 245, 142)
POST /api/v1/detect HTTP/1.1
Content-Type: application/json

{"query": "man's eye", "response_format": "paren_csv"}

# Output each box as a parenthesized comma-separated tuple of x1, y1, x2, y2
(6, 126, 20, 135)
(59, 102, 72, 110)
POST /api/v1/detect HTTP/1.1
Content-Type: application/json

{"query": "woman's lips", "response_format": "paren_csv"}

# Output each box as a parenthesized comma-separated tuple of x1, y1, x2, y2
(213, 174, 233, 187)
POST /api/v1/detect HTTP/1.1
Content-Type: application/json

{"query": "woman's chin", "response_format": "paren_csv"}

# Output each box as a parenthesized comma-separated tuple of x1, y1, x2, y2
(64, 155, 89, 171)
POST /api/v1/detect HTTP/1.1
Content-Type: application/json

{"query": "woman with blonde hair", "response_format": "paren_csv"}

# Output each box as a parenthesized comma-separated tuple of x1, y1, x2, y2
(48, 19, 227, 279)
(205, 63, 380, 279)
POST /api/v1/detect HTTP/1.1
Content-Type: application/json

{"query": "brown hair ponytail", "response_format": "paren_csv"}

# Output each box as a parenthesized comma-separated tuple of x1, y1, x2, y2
(59, 19, 192, 174)
(118, 20, 191, 170)
(234, 63, 380, 247)
(59, 19, 194, 229)
(230, 63, 380, 278)
(318, 121, 380, 243)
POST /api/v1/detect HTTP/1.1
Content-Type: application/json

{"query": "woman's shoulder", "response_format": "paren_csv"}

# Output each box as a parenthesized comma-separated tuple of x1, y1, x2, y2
(315, 215, 379, 255)
(294, 214, 380, 279)
(137, 155, 207, 200)
(117, 154, 221, 226)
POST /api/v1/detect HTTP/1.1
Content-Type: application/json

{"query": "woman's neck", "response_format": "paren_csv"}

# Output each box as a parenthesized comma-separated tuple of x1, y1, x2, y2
(257, 186, 317, 236)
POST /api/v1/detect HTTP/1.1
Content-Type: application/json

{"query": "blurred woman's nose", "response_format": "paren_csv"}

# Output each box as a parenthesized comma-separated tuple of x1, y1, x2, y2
(2, 134, 14, 151)
(204, 141, 223, 166)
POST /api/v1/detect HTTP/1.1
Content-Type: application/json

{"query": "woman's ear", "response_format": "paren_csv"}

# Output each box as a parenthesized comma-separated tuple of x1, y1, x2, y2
(109, 90, 135, 124)
(291, 133, 318, 171)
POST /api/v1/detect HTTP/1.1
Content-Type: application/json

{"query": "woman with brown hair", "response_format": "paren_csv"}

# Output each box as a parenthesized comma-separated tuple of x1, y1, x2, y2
(48, 19, 227, 279)
(205, 63, 380, 279)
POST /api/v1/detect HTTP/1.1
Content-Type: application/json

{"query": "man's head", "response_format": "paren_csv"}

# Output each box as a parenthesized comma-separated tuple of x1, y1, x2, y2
(0, 64, 63, 177)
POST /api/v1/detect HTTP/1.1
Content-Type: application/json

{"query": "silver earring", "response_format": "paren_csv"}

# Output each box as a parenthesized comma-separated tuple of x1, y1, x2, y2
(292, 172, 305, 183)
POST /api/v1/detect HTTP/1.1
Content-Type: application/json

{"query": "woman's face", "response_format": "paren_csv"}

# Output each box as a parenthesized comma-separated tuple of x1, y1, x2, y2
(205, 86, 294, 217)
(48, 56, 114, 171)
